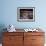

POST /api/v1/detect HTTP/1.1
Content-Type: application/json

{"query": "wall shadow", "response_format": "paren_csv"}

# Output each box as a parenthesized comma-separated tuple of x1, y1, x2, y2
(0, 24, 7, 43)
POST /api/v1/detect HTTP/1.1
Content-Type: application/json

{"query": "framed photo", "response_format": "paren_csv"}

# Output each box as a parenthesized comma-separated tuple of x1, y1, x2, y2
(17, 7, 35, 22)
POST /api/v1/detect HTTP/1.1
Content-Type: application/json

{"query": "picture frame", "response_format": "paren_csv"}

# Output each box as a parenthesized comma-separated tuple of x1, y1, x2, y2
(17, 7, 35, 22)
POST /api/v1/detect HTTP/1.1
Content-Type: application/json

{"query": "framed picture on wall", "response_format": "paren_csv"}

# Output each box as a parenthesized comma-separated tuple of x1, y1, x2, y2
(17, 7, 35, 22)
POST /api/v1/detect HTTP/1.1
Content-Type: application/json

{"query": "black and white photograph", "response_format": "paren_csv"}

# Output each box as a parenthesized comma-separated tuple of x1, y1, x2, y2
(17, 7, 35, 22)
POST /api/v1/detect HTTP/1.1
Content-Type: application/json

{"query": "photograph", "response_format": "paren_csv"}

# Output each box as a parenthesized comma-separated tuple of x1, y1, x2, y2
(17, 7, 35, 22)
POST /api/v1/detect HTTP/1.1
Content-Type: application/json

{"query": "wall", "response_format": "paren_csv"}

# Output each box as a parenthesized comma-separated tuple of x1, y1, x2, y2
(0, 0, 46, 29)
